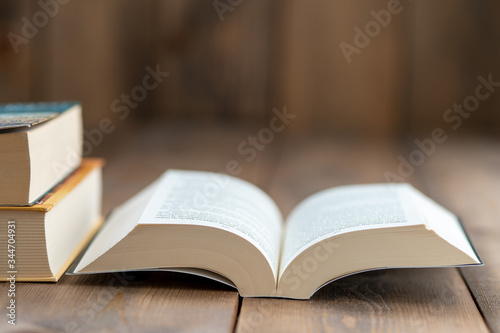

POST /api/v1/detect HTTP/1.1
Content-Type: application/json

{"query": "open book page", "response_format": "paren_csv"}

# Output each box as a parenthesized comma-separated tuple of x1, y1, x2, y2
(73, 180, 158, 272)
(279, 183, 424, 276)
(411, 189, 480, 262)
(138, 170, 283, 277)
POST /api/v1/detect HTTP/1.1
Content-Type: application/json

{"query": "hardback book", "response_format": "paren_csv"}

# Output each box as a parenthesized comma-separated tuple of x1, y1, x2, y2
(0, 159, 103, 282)
(0, 102, 83, 206)
(69, 170, 482, 300)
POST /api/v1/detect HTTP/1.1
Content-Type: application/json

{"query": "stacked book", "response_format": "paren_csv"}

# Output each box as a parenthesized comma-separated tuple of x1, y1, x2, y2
(0, 102, 103, 282)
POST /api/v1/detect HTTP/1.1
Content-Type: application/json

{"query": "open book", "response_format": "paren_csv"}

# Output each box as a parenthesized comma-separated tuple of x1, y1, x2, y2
(70, 170, 482, 299)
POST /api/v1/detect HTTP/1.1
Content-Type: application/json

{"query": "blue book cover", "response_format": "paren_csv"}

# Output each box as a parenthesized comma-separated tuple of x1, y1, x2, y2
(0, 101, 79, 130)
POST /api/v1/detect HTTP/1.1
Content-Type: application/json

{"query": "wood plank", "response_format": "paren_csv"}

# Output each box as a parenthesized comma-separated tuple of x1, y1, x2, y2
(280, 0, 410, 136)
(411, 1, 500, 135)
(236, 135, 488, 332)
(417, 136, 500, 332)
(36, 0, 152, 127)
(237, 269, 484, 333)
(1, 273, 238, 333)
(1, 123, 286, 332)
(0, 1, 32, 103)
(151, 0, 274, 122)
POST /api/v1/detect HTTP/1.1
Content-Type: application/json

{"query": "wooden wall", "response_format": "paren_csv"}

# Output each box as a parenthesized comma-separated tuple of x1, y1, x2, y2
(411, 0, 500, 136)
(0, 0, 498, 137)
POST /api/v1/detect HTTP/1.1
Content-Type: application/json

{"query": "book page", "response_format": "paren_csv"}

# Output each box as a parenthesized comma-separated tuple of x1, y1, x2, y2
(73, 178, 158, 273)
(411, 189, 480, 262)
(279, 183, 424, 275)
(138, 170, 283, 276)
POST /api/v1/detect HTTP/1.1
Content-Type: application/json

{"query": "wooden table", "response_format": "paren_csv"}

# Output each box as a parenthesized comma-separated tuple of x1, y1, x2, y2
(1, 122, 499, 332)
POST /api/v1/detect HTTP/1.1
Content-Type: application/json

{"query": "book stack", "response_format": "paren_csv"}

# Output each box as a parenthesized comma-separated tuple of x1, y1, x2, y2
(0, 102, 103, 282)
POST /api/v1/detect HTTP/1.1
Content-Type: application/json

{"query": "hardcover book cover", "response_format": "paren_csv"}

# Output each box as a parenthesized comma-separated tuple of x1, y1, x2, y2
(0, 159, 104, 282)
(0, 101, 78, 130)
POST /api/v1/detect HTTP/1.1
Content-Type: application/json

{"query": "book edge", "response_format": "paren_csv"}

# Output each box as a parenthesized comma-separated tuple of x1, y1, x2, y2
(0, 216, 104, 283)
(456, 217, 483, 265)
(0, 158, 105, 212)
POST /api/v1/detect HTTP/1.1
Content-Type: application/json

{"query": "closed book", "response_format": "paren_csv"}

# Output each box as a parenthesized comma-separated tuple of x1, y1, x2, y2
(0, 159, 103, 282)
(0, 102, 83, 206)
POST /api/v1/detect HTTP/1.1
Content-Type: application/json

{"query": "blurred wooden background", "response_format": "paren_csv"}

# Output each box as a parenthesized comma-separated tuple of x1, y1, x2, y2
(0, 0, 499, 137)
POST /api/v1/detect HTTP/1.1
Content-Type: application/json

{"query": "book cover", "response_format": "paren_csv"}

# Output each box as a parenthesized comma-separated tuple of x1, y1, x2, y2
(0, 159, 104, 282)
(0, 101, 79, 131)
(0, 159, 104, 212)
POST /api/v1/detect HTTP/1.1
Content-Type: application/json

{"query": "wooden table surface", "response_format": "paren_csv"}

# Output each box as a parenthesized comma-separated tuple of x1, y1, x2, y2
(1, 122, 499, 333)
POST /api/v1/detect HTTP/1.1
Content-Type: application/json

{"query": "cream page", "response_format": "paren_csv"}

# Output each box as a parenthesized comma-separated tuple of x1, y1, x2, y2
(138, 170, 283, 276)
(279, 183, 425, 276)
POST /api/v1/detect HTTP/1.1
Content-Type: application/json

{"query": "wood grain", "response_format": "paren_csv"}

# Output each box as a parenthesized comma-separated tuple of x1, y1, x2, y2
(2, 1, 500, 135)
(236, 136, 489, 333)
(238, 269, 485, 333)
(417, 137, 500, 332)
(410, 1, 500, 135)
(35, 0, 152, 127)
(0, 273, 238, 333)
(151, 0, 274, 123)
(0, 1, 32, 103)
(280, 0, 409, 136)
